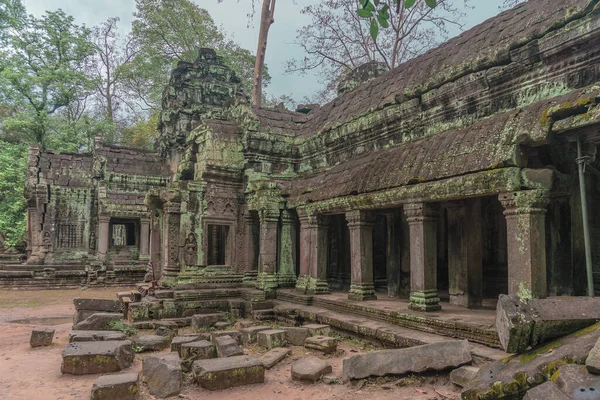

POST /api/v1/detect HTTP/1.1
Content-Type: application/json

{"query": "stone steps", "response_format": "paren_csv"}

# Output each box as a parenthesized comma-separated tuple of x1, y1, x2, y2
(252, 309, 275, 321)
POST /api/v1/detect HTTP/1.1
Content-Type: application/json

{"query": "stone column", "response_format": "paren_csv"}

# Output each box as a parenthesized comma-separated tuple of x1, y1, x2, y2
(256, 208, 279, 294)
(98, 215, 110, 261)
(162, 201, 182, 280)
(446, 199, 483, 308)
(404, 202, 441, 311)
(499, 191, 550, 299)
(278, 209, 297, 287)
(346, 210, 377, 301)
(307, 214, 329, 295)
(385, 211, 402, 297)
(296, 211, 311, 292)
(243, 212, 258, 283)
(139, 217, 150, 260)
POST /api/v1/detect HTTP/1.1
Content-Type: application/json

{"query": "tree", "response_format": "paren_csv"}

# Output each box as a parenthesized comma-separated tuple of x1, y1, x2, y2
(120, 113, 160, 150)
(288, 0, 467, 101)
(253, 0, 276, 107)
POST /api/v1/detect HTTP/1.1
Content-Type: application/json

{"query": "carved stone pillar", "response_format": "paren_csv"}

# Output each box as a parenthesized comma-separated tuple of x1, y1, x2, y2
(404, 202, 441, 311)
(98, 215, 110, 261)
(446, 199, 483, 308)
(256, 208, 279, 294)
(296, 210, 329, 294)
(162, 201, 182, 280)
(346, 210, 377, 301)
(296, 211, 311, 292)
(243, 212, 258, 282)
(499, 191, 550, 299)
(139, 217, 150, 260)
(278, 209, 297, 287)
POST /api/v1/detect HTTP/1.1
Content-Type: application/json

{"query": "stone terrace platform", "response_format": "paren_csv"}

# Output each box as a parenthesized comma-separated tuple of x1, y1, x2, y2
(276, 289, 500, 350)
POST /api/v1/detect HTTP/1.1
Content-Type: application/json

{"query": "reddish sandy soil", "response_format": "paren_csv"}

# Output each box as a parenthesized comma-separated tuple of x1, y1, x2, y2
(0, 288, 462, 400)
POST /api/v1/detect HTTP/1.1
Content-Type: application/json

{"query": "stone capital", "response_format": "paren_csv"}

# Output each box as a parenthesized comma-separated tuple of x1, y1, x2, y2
(280, 209, 296, 225)
(297, 209, 328, 228)
(499, 190, 549, 216)
(259, 208, 280, 224)
(164, 201, 182, 214)
(345, 210, 376, 227)
(403, 202, 439, 223)
(98, 215, 111, 223)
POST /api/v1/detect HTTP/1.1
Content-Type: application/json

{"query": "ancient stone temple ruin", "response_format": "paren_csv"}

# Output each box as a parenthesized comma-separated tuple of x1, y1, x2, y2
(3, 0, 600, 308)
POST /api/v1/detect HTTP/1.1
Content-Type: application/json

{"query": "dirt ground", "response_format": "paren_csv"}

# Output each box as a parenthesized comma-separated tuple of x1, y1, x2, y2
(0, 288, 463, 400)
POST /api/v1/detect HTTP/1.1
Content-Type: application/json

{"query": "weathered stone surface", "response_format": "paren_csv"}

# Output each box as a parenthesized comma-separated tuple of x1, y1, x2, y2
(131, 334, 170, 352)
(523, 381, 569, 400)
(171, 335, 201, 353)
(343, 340, 471, 380)
(240, 325, 272, 345)
(90, 372, 139, 400)
(155, 326, 176, 337)
(61, 341, 134, 375)
(193, 355, 265, 390)
(74, 310, 97, 325)
(260, 347, 291, 369)
(291, 356, 332, 382)
(155, 290, 173, 299)
(586, 337, 600, 375)
(214, 321, 232, 329)
(283, 327, 309, 346)
(69, 330, 126, 343)
(73, 313, 122, 331)
(303, 324, 331, 336)
(74, 298, 122, 313)
(30, 327, 55, 347)
(180, 340, 216, 361)
(191, 313, 225, 331)
(215, 335, 244, 358)
(495, 294, 534, 354)
(449, 365, 479, 388)
(210, 330, 242, 345)
(553, 364, 600, 399)
(304, 336, 337, 354)
(142, 353, 182, 398)
(257, 329, 287, 349)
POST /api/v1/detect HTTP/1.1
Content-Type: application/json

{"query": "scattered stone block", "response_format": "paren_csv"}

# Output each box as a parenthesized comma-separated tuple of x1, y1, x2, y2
(142, 353, 182, 398)
(215, 335, 244, 358)
(553, 364, 600, 399)
(283, 327, 309, 346)
(180, 340, 216, 361)
(155, 326, 175, 337)
(523, 381, 569, 400)
(450, 366, 479, 388)
(214, 321, 232, 329)
(257, 329, 287, 349)
(171, 335, 201, 353)
(191, 313, 225, 331)
(90, 372, 139, 400)
(240, 326, 272, 345)
(322, 374, 339, 384)
(30, 327, 55, 347)
(69, 330, 126, 343)
(131, 334, 170, 352)
(210, 330, 242, 344)
(116, 291, 134, 302)
(155, 290, 173, 299)
(61, 341, 134, 375)
(193, 355, 264, 390)
(305, 336, 337, 354)
(260, 347, 291, 369)
(291, 356, 332, 382)
(73, 313, 123, 331)
(74, 298, 122, 313)
(303, 324, 331, 336)
(586, 337, 600, 374)
(343, 340, 472, 380)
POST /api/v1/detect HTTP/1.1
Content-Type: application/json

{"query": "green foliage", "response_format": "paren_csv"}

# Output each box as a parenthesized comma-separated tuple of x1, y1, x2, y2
(108, 320, 138, 336)
(358, 0, 437, 39)
(120, 113, 160, 150)
(0, 140, 26, 248)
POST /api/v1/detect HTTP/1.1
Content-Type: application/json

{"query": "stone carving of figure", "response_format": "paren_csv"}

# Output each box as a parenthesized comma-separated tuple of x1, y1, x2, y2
(42, 231, 51, 250)
(143, 261, 154, 283)
(89, 231, 96, 250)
(183, 233, 197, 266)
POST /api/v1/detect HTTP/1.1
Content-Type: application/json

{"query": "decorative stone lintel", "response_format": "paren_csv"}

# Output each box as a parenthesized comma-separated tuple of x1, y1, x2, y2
(348, 282, 376, 301)
(409, 290, 442, 312)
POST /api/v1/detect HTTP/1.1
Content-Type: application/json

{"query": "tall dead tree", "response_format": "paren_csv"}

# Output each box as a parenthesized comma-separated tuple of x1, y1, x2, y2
(253, 0, 276, 107)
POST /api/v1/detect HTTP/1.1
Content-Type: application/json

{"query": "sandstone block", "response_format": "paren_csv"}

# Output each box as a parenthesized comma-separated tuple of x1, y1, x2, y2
(30, 327, 55, 347)
(586, 337, 600, 375)
(257, 329, 287, 349)
(303, 324, 331, 336)
(260, 347, 291, 369)
(61, 341, 134, 375)
(210, 330, 242, 344)
(74, 298, 122, 313)
(180, 340, 216, 361)
(131, 334, 170, 352)
(142, 353, 182, 398)
(69, 330, 126, 343)
(171, 335, 201, 353)
(283, 327, 309, 346)
(523, 381, 569, 400)
(193, 355, 264, 390)
(553, 364, 600, 399)
(191, 313, 225, 331)
(215, 335, 244, 358)
(342, 340, 472, 380)
(305, 336, 337, 354)
(90, 372, 139, 400)
(240, 326, 272, 345)
(291, 356, 332, 382)
(73, 313, 122, 331)
(214, 321, 232, 329)
(450, 365, 479, 388)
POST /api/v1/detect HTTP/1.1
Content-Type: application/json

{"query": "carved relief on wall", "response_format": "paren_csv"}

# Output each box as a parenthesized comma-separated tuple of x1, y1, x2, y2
(205, 195, 238, 218)
(42, 231, 51, 250)
(183, 232, 197, 266)
(167, 216, 180, 264)
(89, 231, 96, 250)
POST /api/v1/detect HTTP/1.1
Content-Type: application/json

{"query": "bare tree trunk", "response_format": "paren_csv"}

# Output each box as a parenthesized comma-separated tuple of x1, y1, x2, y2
(253, 0, 276, 107)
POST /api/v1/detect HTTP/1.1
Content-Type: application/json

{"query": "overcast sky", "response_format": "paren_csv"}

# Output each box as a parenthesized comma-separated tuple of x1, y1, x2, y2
(21, 0, 510, 104)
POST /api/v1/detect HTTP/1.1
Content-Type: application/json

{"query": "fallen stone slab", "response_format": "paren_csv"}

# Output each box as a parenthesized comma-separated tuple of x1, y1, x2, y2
(449, 365, 479, 388)
(73, 313, 123, 331)
(142, 353, 182, 398)
(69, 330, 126, 343)
(214, 321, 232, 329)
(30, 327, 55, 347)
(523, 381, 569, 400)
(74, 298, 122, 313)
(180, 340, 216, 361)
(283, 327, 309, 346)
(193, 355, 264, 390)
(90, 372, 139, 400)
(305, 336, 337, 354)
(343, 340, 472, 381)
(131, 334, 170, 352)
(156, 326, 176, 337)
(291, 356, 332, 382)
(210, 330, 242, 344)
(191, 313, 226, 331)
(586, 337, 600, 374)
(553, 364, 600, 399)
(215, 335, 244, 358)
(260, 347, 291, 369)
(240, 326, 272, 345)
(257, 329, 287, 349)
(61, 341, 134, 375)
(171, 335, 201, 353)
(496, 295, 600, 353)
(303, 324, 331, 336)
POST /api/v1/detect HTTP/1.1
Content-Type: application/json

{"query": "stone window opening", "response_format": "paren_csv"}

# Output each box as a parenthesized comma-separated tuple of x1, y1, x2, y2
(207, 224, 230, 266)
(110, 220, 138, 248)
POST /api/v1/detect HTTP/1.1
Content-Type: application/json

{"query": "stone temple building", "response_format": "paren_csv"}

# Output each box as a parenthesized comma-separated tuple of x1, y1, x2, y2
(3, 0, 600, 311)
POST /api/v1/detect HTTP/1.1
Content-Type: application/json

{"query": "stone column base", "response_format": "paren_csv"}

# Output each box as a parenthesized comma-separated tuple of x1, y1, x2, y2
(348, 283, 377, 301)
(295, 275, 309, 293)
(450, 293, 482, 309)
(256, 272, 278, 293)
(278, 273, 297, 288)
(243, 271, 258, 282)
(307, 277, 329, 294)
(409, 290, 441, 311)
